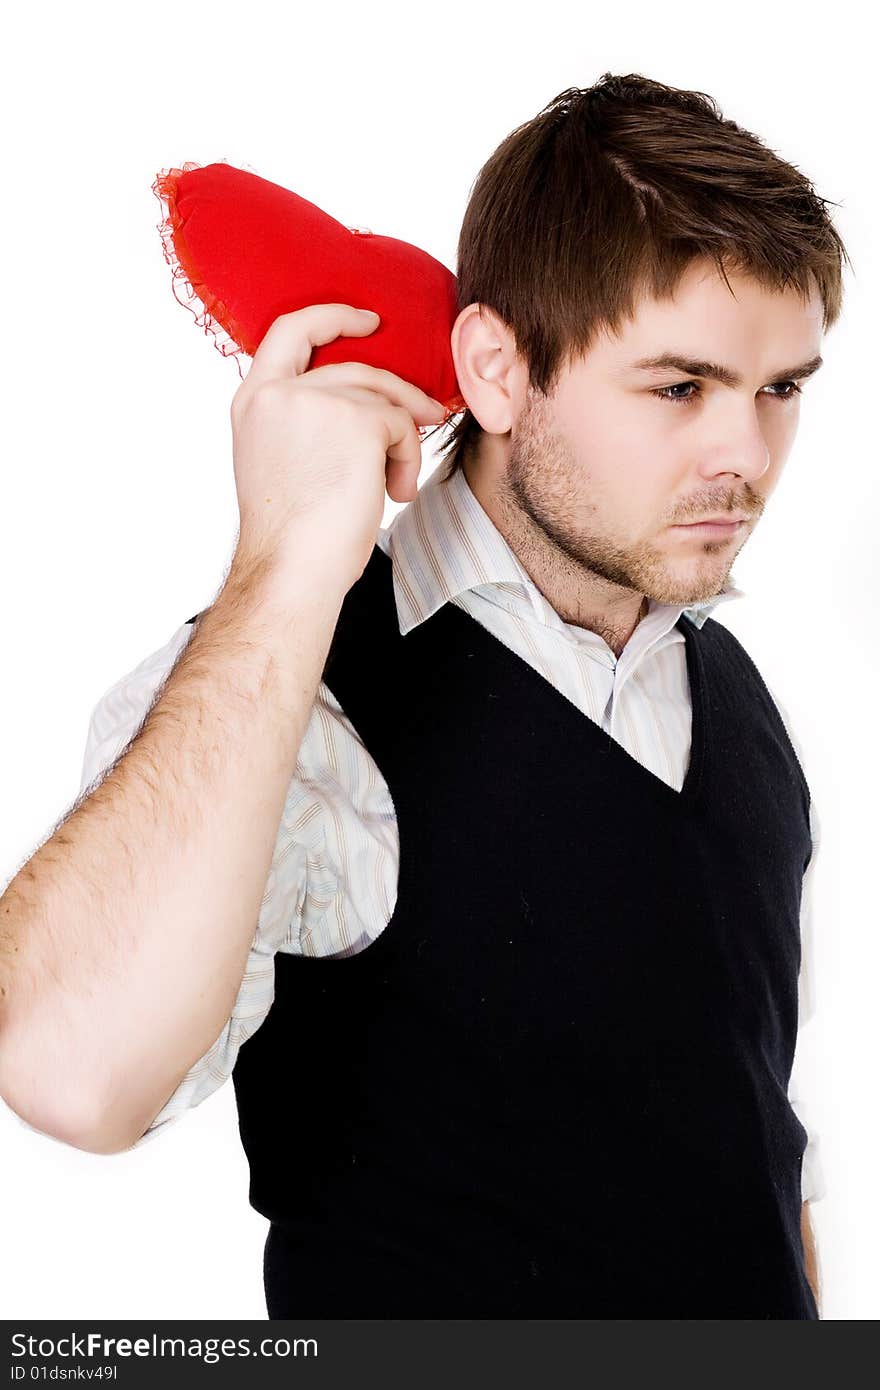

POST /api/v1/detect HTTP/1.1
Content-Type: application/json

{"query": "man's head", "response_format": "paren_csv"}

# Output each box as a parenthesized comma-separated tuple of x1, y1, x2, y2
(452, 256, 824, 610)
(436, 74, 850, 624)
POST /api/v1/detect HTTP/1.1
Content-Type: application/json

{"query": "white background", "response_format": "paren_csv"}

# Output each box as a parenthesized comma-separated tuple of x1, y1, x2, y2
(0, 0, 875, 1321)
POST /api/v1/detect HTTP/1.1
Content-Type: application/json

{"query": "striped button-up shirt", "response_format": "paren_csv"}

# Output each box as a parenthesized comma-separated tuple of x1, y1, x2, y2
(36, 462, 825, 1200)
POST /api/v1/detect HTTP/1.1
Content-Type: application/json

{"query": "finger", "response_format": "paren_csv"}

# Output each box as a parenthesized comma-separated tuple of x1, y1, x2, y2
(302, 361, 446, 426)
(243, 304, 381, 392)
(383, 405, 424, 503)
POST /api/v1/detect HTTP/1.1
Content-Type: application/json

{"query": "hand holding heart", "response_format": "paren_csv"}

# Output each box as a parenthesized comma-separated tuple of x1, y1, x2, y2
(152, 160, 465, 414)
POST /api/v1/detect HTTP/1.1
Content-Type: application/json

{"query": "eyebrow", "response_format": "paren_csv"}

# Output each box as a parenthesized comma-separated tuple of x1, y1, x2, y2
(627, 352, 824, 387)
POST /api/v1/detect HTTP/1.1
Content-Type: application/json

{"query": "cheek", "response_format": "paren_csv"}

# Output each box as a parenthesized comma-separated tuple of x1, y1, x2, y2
(552, 404, 673, 519)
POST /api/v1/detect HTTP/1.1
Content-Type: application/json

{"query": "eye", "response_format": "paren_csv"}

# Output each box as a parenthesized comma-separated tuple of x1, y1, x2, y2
(651, 380, 803, 406)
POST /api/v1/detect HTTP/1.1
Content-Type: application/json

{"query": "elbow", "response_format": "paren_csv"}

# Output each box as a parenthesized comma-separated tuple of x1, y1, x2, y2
(0, 1023, 137, 1156)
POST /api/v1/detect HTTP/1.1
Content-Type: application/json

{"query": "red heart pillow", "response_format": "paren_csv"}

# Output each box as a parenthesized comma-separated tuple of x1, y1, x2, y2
(151, 160, 466, 417)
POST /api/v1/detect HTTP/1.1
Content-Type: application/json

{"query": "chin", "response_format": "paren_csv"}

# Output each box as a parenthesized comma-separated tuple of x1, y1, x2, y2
(647, 564, 730, 608)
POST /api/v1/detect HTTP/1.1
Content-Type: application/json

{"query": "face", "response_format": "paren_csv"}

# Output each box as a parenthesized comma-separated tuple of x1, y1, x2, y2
(463, 257, 824, 609)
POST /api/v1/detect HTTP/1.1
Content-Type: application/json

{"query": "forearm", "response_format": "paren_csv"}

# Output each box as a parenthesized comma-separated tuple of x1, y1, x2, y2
(0, 546, 346, 1152)
(801, 1200, 821, 1315)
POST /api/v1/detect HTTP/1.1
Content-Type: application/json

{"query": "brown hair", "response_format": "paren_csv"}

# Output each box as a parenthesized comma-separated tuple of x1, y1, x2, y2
(434, 72, 852, 481)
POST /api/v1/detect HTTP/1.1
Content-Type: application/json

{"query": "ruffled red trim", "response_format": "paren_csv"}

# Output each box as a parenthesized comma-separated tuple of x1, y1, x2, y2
(152, 160, 253, 379)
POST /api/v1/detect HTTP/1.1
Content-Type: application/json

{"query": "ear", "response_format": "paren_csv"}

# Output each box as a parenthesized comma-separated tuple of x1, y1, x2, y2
(451, 303, 527, 434)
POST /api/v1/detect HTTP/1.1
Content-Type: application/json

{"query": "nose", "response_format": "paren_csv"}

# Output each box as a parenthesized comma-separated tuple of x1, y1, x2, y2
(699, 418, 773, 486)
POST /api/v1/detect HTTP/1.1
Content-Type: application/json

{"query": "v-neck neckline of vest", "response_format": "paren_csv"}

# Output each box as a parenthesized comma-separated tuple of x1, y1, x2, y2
(374, 544, 707, 808)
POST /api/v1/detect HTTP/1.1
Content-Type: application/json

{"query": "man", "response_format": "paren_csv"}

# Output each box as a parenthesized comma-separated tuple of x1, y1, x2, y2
(1, 75, 841, 1318)
(234, 257, 827, 1318)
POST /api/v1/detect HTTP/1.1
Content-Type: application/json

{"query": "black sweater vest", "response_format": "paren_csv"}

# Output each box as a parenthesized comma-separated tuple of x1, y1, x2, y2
(230, 542, 817, 1318)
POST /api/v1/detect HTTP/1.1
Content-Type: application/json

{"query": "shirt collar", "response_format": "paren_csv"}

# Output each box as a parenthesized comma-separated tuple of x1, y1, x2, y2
(382, 463, 744, 638)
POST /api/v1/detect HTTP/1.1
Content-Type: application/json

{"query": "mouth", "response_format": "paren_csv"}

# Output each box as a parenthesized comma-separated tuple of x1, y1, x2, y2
(670, 519, 747, 539)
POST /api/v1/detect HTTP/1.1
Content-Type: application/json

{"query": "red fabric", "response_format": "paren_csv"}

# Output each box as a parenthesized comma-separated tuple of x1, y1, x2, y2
(151, 160, 466, 416)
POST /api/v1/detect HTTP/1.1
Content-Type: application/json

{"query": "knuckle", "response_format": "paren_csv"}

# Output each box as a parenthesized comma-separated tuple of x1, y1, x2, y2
(331, 360, 372, 383)
(256, 378, 296, 411)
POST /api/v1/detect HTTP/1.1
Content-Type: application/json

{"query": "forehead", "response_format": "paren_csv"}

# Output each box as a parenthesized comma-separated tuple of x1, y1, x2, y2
(601, 258, 824, 364)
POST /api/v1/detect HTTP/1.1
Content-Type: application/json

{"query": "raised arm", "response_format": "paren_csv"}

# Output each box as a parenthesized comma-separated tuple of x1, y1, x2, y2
(0, 553, 347, 1153)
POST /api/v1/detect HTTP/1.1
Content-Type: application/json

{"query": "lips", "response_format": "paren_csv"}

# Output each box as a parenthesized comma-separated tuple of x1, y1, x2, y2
(671, 518, 746, 539)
